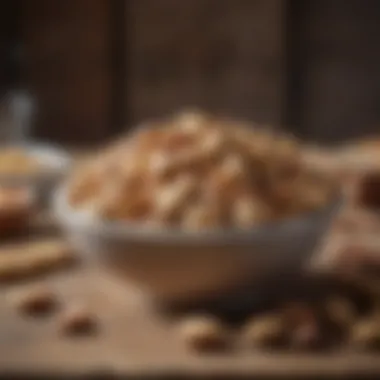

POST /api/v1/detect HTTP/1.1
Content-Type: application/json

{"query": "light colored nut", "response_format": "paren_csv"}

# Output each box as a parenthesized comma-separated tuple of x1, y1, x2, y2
(96, 184, 152, 221)
(232, 197, 272, 228)
(133, 127, 167, 153)
(200, 129, 226, 156)
(350, 318, 380, 350)
(243, 314, 287, 348)
(149, 151, 173, 178)
(68, 162, 103, 207)
(274, 137, 300, 162)
(299, 185, 332, 211)
(154, 176, 197, 222)
(161, 129, 196, 153)
(177, 315, 228, 351)
(176, 110, 208, 133)
(181, 202, 220, 231)
(220, 154, 246, 180)
(290, 321, 323, 350)
(325, 296, 356, 328)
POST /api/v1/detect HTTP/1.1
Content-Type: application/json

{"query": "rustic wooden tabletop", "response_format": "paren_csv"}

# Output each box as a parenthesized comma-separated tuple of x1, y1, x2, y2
(0, 209, 380, 380)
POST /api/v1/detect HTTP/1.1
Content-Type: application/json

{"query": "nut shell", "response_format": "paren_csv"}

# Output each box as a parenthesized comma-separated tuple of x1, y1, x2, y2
(7, 286, 57, 315)
(58, 305, 97, 336)
(177, 315, 228, 351)
(350, 317, 380, 350)
(243, 314, 287, 348)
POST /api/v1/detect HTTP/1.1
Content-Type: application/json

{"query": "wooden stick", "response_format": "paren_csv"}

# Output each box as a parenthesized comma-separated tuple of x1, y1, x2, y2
(0, 239, 76, 281)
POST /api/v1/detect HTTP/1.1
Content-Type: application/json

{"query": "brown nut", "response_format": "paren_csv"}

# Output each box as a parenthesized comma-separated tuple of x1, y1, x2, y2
(8, 286, 57, 316)
(177, 315, 228, 352)
(350, 318, 380, 350)
(290, 321, 324, 350)
(325, 296, 356, 329)
(352, 171, 380, 209)
(59, 305, 97, 336)
(243, 314, 287, 348)
(282, 302, 316, 328)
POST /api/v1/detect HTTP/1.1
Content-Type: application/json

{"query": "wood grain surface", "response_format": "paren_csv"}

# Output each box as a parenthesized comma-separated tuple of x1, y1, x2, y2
(0, 212, 380, 379)
(2, 267, 380, 379)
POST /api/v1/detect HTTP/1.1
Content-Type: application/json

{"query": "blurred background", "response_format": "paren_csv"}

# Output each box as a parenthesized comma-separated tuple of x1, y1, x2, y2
(1, 0, 380, 145)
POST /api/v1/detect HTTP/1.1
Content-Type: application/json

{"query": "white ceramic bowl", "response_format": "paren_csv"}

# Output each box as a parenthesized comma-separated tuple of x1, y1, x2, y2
(54, 185, 339, 304)
(0, 142, 71, 204)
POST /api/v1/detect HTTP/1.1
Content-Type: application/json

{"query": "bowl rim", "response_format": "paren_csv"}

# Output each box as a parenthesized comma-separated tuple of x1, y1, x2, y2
(54, 184, 340, 245)
(0, 141, 72, 185)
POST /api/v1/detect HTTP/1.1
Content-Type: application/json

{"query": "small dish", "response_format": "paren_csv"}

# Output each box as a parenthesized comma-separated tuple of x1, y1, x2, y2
(0, 142, 72, 204)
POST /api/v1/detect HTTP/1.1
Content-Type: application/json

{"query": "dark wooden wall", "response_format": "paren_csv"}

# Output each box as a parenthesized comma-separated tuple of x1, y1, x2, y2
(11, 0, 380, 144)
(0, 1, 20, 96)
(21, 0, 112, 144)
(127, 0, 285, 126)
(293, 0, 380, 143)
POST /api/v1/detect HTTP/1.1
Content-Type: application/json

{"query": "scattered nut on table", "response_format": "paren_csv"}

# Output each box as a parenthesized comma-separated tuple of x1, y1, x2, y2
(7, 285, 58, 315)
(324, 296, 356, 329)
(290, 320, 323, 350)
(58, 305, 97, 336)
(282, 302, 317, 328)
(243, 314, 287, 348)
(350, 316, 380, 350)
(177, 315, 228, 351)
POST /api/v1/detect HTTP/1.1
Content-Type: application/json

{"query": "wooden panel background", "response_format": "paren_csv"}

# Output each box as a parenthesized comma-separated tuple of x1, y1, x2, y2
(0, 1, 19, 97)
(21, 0, 111, 144)
(127, 0, 286, 126)
(298, 0, 380, 143)
(10, 0, 380, 144)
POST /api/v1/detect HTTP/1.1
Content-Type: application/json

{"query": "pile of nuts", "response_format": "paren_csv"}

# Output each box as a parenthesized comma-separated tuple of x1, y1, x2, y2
(68, 112, 337, 231)
(177, 294, 380, 353)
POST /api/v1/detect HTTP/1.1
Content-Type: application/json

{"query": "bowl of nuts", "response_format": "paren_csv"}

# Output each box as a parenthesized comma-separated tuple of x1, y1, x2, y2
(54, 112, 340, 304)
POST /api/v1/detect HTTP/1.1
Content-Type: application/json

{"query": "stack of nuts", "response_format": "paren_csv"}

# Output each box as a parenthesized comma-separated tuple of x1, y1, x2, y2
(177, 295, 380, 353)
(67, 112, 337, 231)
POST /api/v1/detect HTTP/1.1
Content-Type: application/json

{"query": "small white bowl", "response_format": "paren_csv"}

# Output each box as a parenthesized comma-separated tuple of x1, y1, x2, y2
(54, 185, 340, 304)
(0, 142, 72, 203)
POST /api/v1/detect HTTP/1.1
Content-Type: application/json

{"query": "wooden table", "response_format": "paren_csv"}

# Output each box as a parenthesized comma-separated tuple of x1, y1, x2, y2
(2, 267, 380, 379)
(1, 209, 380, 378)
